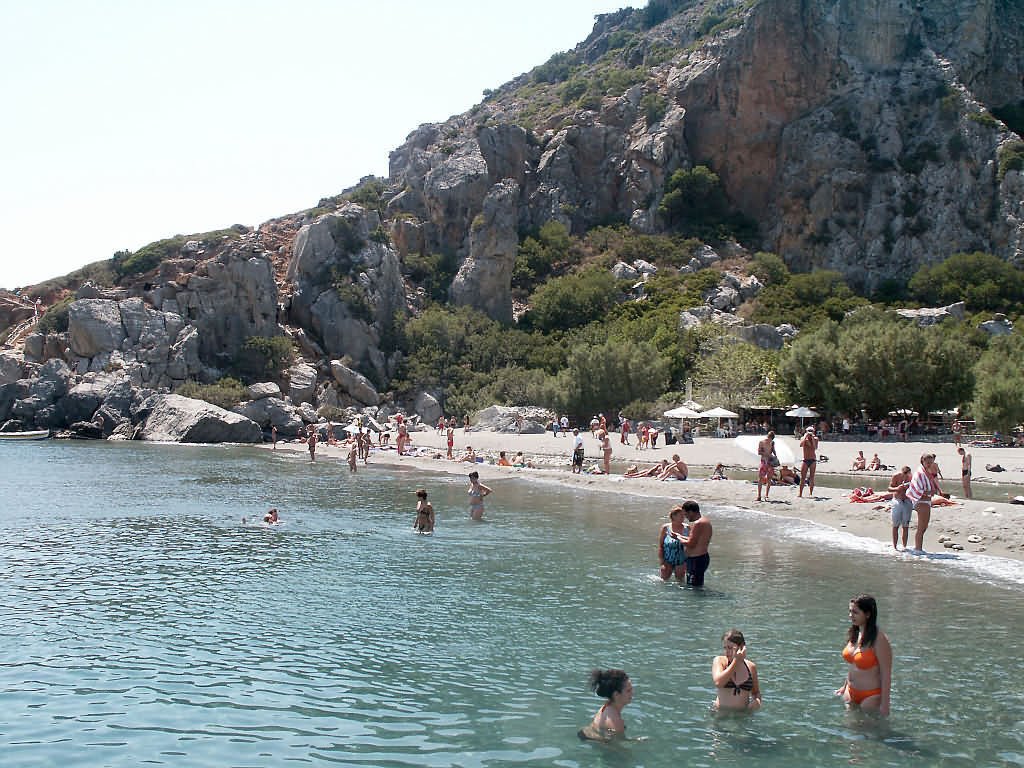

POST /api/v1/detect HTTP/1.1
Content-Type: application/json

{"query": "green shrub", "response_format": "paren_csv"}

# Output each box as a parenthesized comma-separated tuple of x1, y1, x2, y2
(532, 51, 577, 84)
(403, 251, 458, 303)
(513, 221, 573, 292)
(333, 277, 373, 323)
(908, 251, 1024, 312)
(967, 110, 999, 128)
(997, 140, 1024, 181)
(525, 269, 620, 332)
(113, 228, 242, 280)
(328, 216, 365, 254)
(37, 296, 74, 334)
(749, 252, 790, 287)
(344, 177, 386, 214)
(641, 92, 668, 125)
(232, 336, 294, 382)
(176, 377, 248, 409)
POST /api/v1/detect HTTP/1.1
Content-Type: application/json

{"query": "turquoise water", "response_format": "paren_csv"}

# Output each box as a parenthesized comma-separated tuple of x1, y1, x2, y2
(2, 442, 1023, 767)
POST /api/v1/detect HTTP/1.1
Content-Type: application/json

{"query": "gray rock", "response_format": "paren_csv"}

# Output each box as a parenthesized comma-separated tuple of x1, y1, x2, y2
(286, 362, 317, 405)
(22, 333, 44, 363)
(733, 324, 786, 350)
(68, 299, 126, 358)
(978, 314, 1014, 335)
(894, 302, 966, 326)
(298, 402, 319, 423)
(414, 391, 443, 426)
(451, 179, 521, 323)
(612, 261, 640, 280)
(138, 393, 263, 443)
(330, 360, 380, 406)
(235, 397, 306, 436)
(633, 259, 658, 275)
(0, 352, 22, 385)
(248, 382, 282, 400)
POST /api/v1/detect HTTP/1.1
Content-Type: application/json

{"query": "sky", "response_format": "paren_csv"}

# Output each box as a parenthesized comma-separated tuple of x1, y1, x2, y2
(0, 0, 631, 289)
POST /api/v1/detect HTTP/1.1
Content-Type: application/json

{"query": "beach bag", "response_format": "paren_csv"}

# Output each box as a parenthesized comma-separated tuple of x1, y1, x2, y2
(769, 454, 780, 468)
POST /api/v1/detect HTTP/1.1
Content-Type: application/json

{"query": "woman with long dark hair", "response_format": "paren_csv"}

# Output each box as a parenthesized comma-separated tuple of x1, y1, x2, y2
(836, 594, 893, 715)
(578, 669, 633, 740)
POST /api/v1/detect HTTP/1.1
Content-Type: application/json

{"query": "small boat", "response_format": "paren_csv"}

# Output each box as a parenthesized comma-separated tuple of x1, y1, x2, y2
(0, 429, 50, 441)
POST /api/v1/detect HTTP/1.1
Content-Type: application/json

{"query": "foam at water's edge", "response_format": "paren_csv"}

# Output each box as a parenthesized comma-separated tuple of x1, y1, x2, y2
(712, 502, 1024, 588)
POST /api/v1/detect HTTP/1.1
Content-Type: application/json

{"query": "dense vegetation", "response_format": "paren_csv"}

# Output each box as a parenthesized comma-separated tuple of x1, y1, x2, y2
(390, 219, 1023, 430)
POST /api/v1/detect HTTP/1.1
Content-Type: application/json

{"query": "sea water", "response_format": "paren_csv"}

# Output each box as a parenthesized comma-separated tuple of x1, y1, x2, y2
(2, 441, 1023, 767)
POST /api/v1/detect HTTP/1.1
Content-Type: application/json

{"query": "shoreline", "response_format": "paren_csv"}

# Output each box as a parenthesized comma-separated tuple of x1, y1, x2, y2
(268, 429, 1024, 565)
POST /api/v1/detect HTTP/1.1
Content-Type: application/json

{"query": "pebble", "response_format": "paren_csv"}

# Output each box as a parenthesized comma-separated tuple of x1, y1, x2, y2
(967, 534, 982, 543)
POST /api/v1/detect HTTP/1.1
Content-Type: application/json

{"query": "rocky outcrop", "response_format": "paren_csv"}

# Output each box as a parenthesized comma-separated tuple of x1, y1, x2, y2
(894, 302, 967, 326)
(137, 393, 263, 443)
(414, 391, 443, 426)
(285, 362, 317, 405)
(0, 351, 22, 385)
(451, 179, 520, 322)
(234, 396, 306, 436)
(286, 204, 406, 382)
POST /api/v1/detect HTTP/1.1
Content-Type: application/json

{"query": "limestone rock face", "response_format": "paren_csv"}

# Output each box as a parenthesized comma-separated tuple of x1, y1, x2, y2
(248, 382, 282, 401)
(287, 204, 406, 381)
(234, 397, 306, 436)
(451, 180, 520, 322)
(69, 299, 126, 358)
(137, 393, 263, 443)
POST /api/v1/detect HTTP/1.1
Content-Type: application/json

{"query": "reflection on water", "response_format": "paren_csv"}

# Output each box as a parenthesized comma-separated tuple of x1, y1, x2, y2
(0, 441, 1022, 767)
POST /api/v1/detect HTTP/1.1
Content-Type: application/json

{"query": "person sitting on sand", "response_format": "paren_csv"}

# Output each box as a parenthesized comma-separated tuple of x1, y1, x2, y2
(851, 451, 867, 471)
(711, 463, 727, 480)
(658, 454, 688, 481)
(778, 465, 798, 485)
(263, 508, 280, 524)
(497, 451, 512, 467)
(868, 453, 882, 471)
(624, 459, 668, 478)
(511, 451, 535, 468)
(578, 669, 633, 741)
(413, 489, 434, 533)
(460, 446, 477, 463)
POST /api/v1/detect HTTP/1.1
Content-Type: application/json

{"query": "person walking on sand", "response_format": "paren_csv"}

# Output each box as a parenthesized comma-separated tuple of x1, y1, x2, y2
(467, 470, 492, 520)
(679, 499, 711, 586)
(757, 431, 777, 501)
(620, 417, 631, 445)
(571, 428, 585, 474)
(347, 442, 358, 472)
(958, 446, 972, 499)
(952, 419, 962, 447)
(906, 453, 940, 552)
(798, 426, 818, 497)
(599, 430, 613, 474)
(888, 466, 912, 550)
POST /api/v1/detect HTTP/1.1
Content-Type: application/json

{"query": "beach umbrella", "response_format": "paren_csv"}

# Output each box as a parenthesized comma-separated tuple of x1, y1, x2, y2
(700, 407, 739, 419)
(785, 405, 819, 430)
(663, 405, 702, 419)
(734, 434, 796, 465)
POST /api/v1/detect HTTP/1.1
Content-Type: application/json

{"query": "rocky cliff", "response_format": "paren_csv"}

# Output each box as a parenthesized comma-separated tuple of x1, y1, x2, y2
(383, 0, 1024, 296)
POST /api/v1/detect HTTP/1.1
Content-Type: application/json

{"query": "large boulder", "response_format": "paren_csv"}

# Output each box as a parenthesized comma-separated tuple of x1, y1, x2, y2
(137, 393, 263, 443)
(68, 299, 126, 358)
(286, 362, 317, 405)
(234, 397, 306, 436)
(414, 391, 443, 426)
(330, 360, 380, 406)
(247, 382, 282, 400)
(0, 352, 22, 385)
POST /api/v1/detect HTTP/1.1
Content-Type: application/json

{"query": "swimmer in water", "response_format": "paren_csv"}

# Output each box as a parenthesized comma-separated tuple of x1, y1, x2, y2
(263, 508, 279, 524)
(413, 489, 434, 533)
(578, 669, 633, 741)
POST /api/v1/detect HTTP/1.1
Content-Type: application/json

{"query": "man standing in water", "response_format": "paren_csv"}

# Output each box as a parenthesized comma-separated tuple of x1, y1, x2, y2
(679, 500, 712, 587)
(798, 426, 819, 497)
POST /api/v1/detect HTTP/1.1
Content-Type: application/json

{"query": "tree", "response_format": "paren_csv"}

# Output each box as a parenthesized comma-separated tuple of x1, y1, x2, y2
(908, 252, 1024, 312)
(554, 338, 670, 420)
(525, 268, 619, 332)
(780, 311, 977, 417)
(692, 337, 784, 410)
(659, 166, 728, 231)
(972, 334, 1024, 431)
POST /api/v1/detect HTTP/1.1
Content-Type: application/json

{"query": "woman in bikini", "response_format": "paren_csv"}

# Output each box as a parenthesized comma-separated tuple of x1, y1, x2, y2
(467, 471, 492, 521)
(757, 431, 776, 501)
(578, 668, 633, 740)
(712, 629, 761, 711)
(413, 489, 434, 533)
(599, 430, 613, 475)
(836, 594, 892, 716)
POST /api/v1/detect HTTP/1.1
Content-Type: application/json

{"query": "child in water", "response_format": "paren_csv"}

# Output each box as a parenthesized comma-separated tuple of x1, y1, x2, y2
(578, 669, 633, 740)
(413, 489, 434, 533)
(347, 442, 358, 472)
(263, 508, 279, 524)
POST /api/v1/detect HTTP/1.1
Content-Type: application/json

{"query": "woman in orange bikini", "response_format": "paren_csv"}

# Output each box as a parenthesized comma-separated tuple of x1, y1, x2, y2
(836, 594, 892, 716)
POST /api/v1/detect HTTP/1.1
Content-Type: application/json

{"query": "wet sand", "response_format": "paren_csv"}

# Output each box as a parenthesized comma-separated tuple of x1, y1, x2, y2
(278, 428, 1024, 562)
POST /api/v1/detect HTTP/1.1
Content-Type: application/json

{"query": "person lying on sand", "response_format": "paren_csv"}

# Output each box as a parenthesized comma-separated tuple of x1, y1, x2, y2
(624, 460, 668, 478)
(850, 487, 893, 503)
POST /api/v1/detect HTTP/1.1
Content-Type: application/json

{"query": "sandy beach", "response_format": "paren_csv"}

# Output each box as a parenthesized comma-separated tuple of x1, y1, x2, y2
(278, 427, 1024, 563)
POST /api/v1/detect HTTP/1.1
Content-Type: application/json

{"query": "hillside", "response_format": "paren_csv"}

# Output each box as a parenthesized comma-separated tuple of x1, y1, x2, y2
(3, 0, 1024, 439)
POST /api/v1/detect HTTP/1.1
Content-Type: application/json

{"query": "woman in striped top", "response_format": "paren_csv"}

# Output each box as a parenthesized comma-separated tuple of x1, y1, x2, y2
(906, 453, 939, 552)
